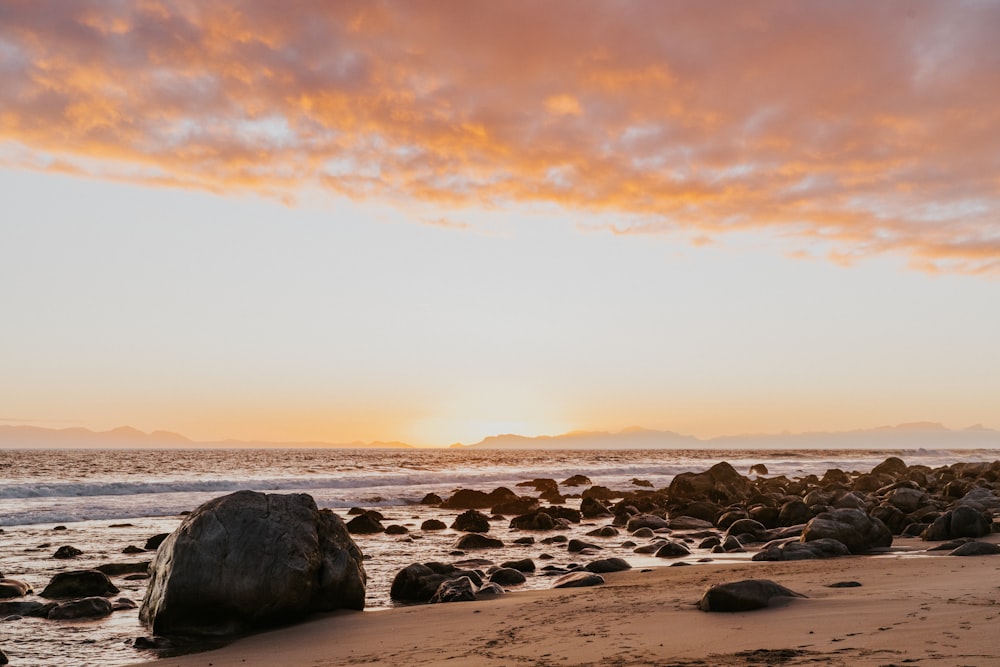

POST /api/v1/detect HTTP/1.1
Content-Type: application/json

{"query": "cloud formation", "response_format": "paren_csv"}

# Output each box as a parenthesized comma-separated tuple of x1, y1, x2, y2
(1, 1, 998, 273)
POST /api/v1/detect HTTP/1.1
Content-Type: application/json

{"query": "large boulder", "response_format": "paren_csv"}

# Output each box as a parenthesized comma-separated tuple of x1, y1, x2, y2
(800, 509, 892, 554)
(451, 509, 491, 532)
(510, 510, 556, 531)
(139, 491, 366, 637)
(921, 506, 991, 541)
(698, 579, 806, 612)
(390, 563, 484, 603)
(668, 462, 754, 505)
(440, 489, 493, 509)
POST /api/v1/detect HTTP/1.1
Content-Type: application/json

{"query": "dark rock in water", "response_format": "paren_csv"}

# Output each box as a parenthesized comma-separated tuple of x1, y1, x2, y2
(0, 579, 32, 599)
(872, 457, 907, 477)
(453, 533, 503, 549)
(561, 474, 592, 487)
(724, 519, 768, 543)
(96, 561, 151, 576)
(580, 496, 612, 518)
(922, 506, 991, 541)
(53, 545, 82, 559)
(122, 545, 145, 554)
(0, 600, 55, 618)
(390, 564, 449, 602)
(346, 511, 385, 534)
(581, 485, 618, 501)
(801, 509, 892, 554)
(668, 516, 715, 530)
(948, 541, 1000, 557)
(48, 596, 113, 620)
(348, 507, 383, 519)
(567, 539, 601, 553)
(41, 570, 119, 599)
(0, 648, 7, 665)
(552, 571, 604, 588)
(53, 525, 67, 531)
(669, 462, 753, 505)
(673, 501, 722, 524)
(749, 464, 769, 475)
(753, 538, 850, 561)
(827, 581, 862, 588)
(586, 526, 619, 538)
(584, 558, 631, 574)
(698, 579, 806, 612)
(429, 576, 478, 603)
(384, 524, 408, 535)
(699, 536, 722, 549)
(512, 536, 535, 545)
(631, 527, 657, 538)
(501, 558, 536, 572)
(654, 541, 691, 558)
(112, 597, 138, 611)
(510, 510, 555, 531)
(517, 478, 559, 496)
(451, 509, 492, 532)
(440, 489, 494, 510)
(420, 519, 447, 531)
(491, 496, 540, 515)
(631, 478, 654, 488)
(133, 635, 180, 650)
(545, 505, 583, 523)
(626, 514, 670, 532)
(139, 491, 366, 637)
(489, 568, 526, 585)
(420, 493, 443, 505)
(144, 533, 169, 550)
(885, 487, 927, 513)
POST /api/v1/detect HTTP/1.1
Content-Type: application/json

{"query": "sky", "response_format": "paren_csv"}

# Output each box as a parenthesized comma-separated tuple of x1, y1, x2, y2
(1, 1, 999, 446)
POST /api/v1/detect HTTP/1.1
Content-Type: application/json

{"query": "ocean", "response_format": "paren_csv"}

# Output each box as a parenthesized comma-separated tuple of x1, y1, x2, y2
(2, 446, 999, 667)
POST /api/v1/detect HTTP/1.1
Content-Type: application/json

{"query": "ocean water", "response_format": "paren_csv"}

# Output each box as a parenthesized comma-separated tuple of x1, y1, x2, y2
(2, 446, 998, 667)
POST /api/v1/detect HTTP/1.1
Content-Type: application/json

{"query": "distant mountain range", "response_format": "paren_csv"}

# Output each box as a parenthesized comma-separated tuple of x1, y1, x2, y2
(1, 422, 997, 450)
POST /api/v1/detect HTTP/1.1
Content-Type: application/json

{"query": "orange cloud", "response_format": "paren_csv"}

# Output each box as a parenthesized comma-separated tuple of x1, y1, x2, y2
(1, 1, 998, 274)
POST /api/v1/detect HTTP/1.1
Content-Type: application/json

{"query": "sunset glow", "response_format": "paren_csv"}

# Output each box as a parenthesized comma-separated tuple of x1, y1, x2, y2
(1, 1, 998, 445)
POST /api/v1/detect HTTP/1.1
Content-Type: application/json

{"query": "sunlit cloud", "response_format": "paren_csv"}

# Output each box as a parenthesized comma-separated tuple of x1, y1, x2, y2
(1, 1, 998, 273)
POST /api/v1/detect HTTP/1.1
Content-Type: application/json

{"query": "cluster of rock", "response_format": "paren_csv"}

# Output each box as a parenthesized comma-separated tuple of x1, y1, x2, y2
(0, 568, 135, 622)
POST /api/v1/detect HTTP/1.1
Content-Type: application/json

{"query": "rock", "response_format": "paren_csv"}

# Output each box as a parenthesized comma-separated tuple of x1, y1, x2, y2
(0, 648, 6, 665)
(41, 570, 119, 599)
(122, 545, 145, 554)
(144, 533, 169, 550)
(885, 487, 927, 513)
(922, 506, 991, 541)
(749, 464, 769, 475)
(672, 501, 721, 524)
(668, 516, 715, 530)
(580, 497, 612, 518)
(501, 558, 536, 572)
(112, 597, 138, 611)
(698, 579, 806, 612)
(420, 493, 443, 505)
(384, 524, 408, 535)
(581, 485, 618, 501)
(801, 509, 892, 554)
(552, 572, 604, 588)
(626, 514, 670, 532)
(509, 511, 555, 531)
(827, 581, 862, 588)
(451, 509, 492, 532)
(632, 527, 656, 538)
(584, 558, 632, 573)
(475, 582, 506, 599)
(586, 526, 619, 538)
(545, 506, 582, 523)
(491, 496, 540, 515)
(753, 538, 850, 561)
(778, 500, 813, 526)
(631, 478, 654, 488)
(517, 478, 559, 496)
(948, 541, 1000, 556)
(53, 545, 82, 559)
(139, 491, 366, 636)
(561, 474, 592, 487)
(390, 564, 449, 602)
(440, 489, 494, 509)
(567, 539, 601, 553)
(420, 519, 447, 531)
(872, 457, 907, 477)
(429, 576, 478, 603)
(512, 536, 535, 545)
(489, 568, 526, 585)
(346, 511, 385, 534)
(668, 462, 754, 505)
(453, 533, 503, 549)
(96, 561, 151, 576)
(723, 519, 768, 543)
(654, 541, 691, 558)
(0, 600, 56, 618)
(47, 596, 113, 620)
(0, 579, 31, 599)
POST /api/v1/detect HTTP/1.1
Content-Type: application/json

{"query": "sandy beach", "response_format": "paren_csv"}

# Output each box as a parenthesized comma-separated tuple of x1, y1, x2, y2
(130, 538, 1000, 667)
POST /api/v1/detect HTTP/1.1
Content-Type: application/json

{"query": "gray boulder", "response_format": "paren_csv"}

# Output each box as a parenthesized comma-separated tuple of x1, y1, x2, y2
(922, 506, 991, 541)
(801, 509, 892, 554)
(698, 579, 806, 612)
(139, 491, 366, 637)
(948, 541, 1000, 557)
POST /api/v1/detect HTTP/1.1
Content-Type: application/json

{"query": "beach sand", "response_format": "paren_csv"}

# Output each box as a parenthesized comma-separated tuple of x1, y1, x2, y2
(130, 542, 1000, 667)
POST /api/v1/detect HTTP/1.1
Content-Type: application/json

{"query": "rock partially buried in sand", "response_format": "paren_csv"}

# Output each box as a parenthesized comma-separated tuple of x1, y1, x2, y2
(698, 579, 806, 612)
(947, 541, 1000, 557)
(552, 572, 605, 588)
(140, 491, 366, 637)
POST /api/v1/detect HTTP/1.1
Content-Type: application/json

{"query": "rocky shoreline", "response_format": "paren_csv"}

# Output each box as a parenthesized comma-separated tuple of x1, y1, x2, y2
(3, 455, 1000, 665)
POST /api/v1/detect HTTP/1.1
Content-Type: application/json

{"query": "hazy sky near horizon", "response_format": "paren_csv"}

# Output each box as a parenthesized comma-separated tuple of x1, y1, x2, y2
(2, 1, 999, 445)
